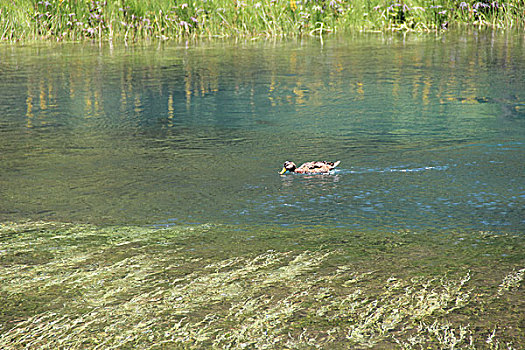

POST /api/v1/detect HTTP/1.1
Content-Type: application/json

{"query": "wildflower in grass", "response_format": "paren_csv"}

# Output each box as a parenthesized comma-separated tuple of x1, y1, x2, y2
(388, 3, 402, 12)
(290, 0, 297, 11)
(473, 2, 490, 11)
(254, 2, 262, 9)
(180, 21, 191, 30)
(459, 2, 468, 9)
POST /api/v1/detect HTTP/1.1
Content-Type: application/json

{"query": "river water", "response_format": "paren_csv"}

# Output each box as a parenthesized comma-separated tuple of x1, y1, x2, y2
(1, 31, 524, 233)
(1, 30, 525, 348)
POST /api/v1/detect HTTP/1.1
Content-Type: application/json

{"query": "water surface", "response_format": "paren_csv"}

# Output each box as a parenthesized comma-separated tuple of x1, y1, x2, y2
(1, 31, 525, 349)
(0, 31, 524, 233)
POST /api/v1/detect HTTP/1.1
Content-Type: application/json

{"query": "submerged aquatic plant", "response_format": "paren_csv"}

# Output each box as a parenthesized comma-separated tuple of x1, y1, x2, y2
(498, 267, 525, 295)
(0, 222, 523, 348)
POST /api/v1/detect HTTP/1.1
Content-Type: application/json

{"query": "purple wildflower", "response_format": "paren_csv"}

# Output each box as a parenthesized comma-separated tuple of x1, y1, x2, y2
(388, 3, 402, 12)
(179, 20, 191, 30)
(473, 2, 490, 10)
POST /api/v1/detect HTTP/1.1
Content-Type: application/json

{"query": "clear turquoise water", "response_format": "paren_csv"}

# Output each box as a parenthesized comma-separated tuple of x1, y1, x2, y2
(1, 31, 524, 233)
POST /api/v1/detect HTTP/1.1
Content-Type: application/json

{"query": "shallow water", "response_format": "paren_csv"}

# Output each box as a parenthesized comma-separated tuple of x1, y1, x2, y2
(0, 31, 524, 233)
(0, 31, 524, 348)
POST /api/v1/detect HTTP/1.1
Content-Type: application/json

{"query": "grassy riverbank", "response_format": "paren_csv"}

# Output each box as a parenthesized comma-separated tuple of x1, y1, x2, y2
(1, 0, 524, 42)
(1, 221, 523, 348)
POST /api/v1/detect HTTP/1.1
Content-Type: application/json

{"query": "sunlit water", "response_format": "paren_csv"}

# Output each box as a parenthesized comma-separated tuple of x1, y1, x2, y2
(1, 31, 524, 233)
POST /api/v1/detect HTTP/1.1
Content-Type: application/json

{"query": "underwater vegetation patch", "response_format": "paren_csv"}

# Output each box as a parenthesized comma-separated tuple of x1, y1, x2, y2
(0, 221, 523, 349)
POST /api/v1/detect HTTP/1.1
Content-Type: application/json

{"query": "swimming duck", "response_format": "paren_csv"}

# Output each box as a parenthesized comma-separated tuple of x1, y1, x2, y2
(279, 160, 341, 174)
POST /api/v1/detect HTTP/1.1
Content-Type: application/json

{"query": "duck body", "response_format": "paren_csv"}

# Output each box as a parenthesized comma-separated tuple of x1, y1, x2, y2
(280, 160, 340, 174)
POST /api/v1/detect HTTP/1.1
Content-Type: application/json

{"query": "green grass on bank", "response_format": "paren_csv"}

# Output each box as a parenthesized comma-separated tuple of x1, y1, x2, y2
(1, 0, 524, 42)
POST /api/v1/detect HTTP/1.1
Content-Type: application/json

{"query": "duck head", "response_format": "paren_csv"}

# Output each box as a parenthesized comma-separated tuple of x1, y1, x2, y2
(279, 161, 296, 174)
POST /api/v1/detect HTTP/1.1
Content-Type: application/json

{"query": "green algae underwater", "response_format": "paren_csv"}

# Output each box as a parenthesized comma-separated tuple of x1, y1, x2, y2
(0, 221, 523, 349)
